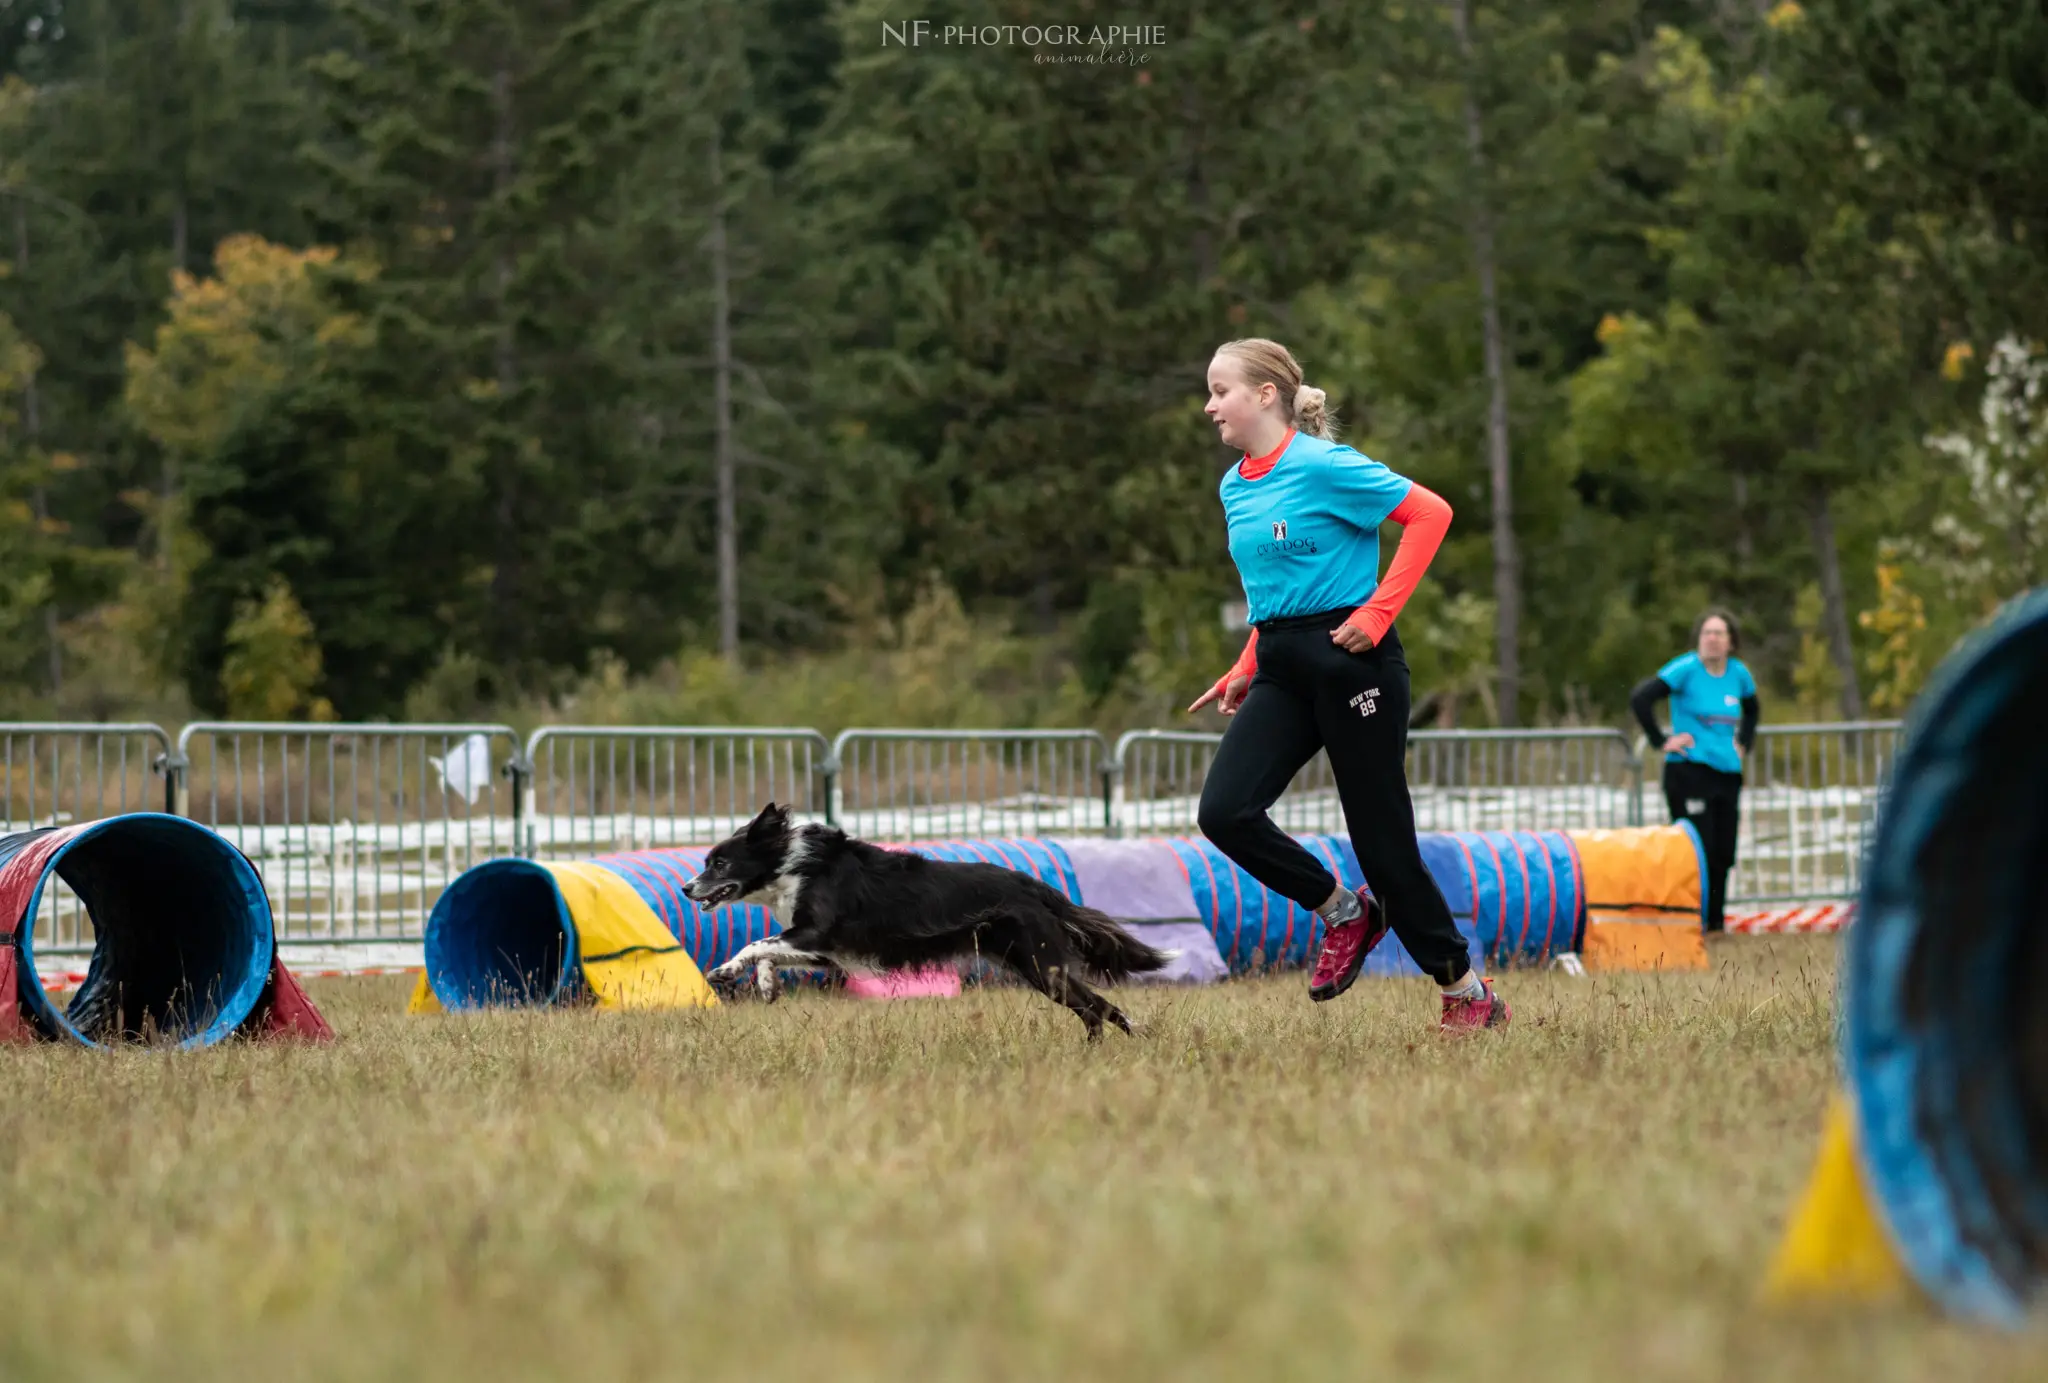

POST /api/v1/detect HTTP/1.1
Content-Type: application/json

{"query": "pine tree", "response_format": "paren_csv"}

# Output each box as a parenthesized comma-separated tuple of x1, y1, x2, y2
(588, 0, 846, 664)
(0, 2, 321, 703)
(309, 0, 669, 688)
(1792, 0, 2048, 334)
(1559, 22, 1929, 716)
(808, 1, 1374, 622)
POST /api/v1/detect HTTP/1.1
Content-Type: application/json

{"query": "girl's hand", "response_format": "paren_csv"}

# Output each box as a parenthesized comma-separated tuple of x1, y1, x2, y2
(1331, 623, 1375, 653)
(1188, 674, 1252, 716)
(1662, 732, 1695, 753)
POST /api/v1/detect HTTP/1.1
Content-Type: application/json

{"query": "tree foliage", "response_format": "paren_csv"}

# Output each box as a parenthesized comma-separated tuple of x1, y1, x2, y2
(0, 0, 2039, 724)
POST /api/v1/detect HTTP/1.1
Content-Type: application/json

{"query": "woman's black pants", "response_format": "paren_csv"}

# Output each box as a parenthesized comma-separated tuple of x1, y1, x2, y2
(1661, 759, 1742, 933)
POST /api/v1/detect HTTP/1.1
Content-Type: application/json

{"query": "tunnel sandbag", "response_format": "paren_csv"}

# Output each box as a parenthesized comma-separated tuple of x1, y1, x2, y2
(0, 814, 276, 1048)
(1812, 585, 2048, 1324)
(1567, 824, 1709, 971)
(244, 954, 335, 1041)
(419, 857, 716, 1012)
(1569, 823, 1706, 921)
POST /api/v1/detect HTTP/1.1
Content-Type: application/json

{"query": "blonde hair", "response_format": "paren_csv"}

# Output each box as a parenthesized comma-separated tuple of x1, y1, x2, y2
(1214, 337, 1339, 441)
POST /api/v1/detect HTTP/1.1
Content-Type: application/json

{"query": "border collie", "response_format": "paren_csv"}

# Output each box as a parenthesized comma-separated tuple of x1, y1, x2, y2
(681, 803, 1168, 1039)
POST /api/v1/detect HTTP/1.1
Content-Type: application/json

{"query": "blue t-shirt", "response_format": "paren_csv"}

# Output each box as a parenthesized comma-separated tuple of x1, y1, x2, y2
(1220, 433, 1413, 623)
(1657, 652, 1756, 774)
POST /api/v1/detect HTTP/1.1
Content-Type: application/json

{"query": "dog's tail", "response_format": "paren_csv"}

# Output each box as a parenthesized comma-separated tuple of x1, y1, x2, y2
(1060, 904, 1170, 982)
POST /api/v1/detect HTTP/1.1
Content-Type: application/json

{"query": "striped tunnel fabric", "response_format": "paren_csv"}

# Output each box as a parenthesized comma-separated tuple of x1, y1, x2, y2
(1166, 831, 1583, 974)
(1447, 831, 1587, 966)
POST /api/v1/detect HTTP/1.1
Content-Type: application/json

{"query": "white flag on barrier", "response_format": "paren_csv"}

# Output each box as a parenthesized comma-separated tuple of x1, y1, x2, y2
(430, 732, 495, 806)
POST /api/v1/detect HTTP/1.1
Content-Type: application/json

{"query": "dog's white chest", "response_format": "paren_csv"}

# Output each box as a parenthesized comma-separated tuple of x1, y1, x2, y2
(739, 875, 805, 925)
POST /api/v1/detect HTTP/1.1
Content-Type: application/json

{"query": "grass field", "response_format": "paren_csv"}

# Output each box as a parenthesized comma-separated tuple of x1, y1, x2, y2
(1, 936, 2042, 1381)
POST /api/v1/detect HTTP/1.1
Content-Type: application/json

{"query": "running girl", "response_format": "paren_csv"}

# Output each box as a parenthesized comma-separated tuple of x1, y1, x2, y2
(1187, 338, 1508, 1032)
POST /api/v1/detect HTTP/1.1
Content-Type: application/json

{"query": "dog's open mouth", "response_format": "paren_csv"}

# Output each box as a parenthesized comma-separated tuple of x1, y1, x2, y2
(687, 880, 742, 908)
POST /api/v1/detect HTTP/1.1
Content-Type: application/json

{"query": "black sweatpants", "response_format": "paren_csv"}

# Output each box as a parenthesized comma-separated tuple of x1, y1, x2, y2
(1662, 759, 1742, 933)
(1196, 613, 1472, 986)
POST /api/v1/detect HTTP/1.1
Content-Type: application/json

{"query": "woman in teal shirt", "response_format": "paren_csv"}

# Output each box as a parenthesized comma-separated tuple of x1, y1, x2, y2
(1630, 610, 1760, 933)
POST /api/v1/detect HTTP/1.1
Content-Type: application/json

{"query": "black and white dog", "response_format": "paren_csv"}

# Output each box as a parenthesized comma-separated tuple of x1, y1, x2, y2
(681, 803, 1168, 1039)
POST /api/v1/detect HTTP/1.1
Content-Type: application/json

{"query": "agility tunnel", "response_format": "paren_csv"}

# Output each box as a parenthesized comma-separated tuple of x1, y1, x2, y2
(419, 826, 1679, 1011)
(0, 813, 330, 1047)
(1769, 586, 2048, 1326)
(411, 856, 719, 1012)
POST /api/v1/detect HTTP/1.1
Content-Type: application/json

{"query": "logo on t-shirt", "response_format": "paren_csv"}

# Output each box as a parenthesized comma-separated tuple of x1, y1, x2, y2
(1256, 515, 1318, 558)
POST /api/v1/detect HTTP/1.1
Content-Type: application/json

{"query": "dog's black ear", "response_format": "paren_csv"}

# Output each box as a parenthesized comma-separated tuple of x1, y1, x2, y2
(746, 801, 789, 837)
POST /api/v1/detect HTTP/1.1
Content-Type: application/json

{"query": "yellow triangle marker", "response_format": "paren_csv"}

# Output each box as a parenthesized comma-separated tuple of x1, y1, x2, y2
(406, 970, 443, 1014)
(1765, 1093, 1911, 1302)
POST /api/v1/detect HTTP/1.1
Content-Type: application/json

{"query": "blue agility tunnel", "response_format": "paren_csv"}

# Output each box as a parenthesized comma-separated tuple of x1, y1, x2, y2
(1842, 586, 2048, 1323)
(1165, 830, 1583, 975)
(0, 814, 276, 1047)
(571, 833, 1577, 979)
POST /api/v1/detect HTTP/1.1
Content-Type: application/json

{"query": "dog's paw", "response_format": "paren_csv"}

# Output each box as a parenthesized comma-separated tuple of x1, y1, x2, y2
(754, 958, 783, 1004)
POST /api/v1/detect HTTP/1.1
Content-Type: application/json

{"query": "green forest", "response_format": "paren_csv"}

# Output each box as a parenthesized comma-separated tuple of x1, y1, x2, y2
(0, 0, 2043, 734)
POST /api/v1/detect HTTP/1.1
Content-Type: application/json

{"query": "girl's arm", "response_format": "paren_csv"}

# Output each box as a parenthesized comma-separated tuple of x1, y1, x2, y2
(1213, 630, 1258, 693)
(1189, 629, 1259, 714)
(1340, 482, 1453, 646)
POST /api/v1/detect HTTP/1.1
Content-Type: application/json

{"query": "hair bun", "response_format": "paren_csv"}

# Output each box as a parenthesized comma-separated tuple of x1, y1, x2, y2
(1293, 384, 1337, 440)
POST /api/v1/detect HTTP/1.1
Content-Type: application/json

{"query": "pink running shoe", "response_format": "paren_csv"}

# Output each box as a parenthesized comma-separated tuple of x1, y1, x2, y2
(1308, 889, 1387, 1002)
(1439, 979, 1511, 1033)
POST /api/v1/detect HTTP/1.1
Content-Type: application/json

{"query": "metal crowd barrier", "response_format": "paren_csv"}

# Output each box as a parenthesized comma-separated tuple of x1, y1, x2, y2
(1111, 726, 1643, 838)
(2, 723, 176, 953)
(522, 725, 832, 859)
(829, 728, 1112, 840)
(0, 717, 1908, 950)
(170, 722, 523, 943)
(1728, 721, 1902, 907)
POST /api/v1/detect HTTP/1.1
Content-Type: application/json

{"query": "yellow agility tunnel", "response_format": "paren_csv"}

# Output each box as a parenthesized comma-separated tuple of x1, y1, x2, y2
(1768, 586, 2048, 1325)
(409, 858, 717, 1014)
